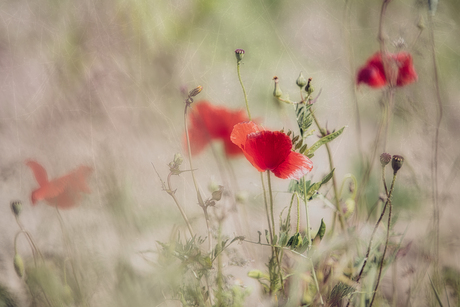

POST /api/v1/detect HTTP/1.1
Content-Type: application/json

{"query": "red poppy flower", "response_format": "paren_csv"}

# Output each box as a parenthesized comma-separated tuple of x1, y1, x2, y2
(230, 122, 313, 180)
(186, 101, 249, 156)
(26, 160, 93, 209)
(357, 52, 417, 88)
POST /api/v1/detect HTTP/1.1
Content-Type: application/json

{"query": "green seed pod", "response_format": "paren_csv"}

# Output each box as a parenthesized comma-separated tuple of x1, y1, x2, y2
(300, 144, 308, 154)
(296, 72, 307, 88)
(235, 49, 245, 63)
(291, 135, 300, 144)
(295, 138, 303, 150)
(273, 76, 282, 98)
(14, 254, 25, 278)
(11, 201, 22, 217)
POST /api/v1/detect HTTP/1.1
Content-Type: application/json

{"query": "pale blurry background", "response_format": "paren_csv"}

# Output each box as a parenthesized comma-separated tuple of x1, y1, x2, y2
(1, 0, 459, 305)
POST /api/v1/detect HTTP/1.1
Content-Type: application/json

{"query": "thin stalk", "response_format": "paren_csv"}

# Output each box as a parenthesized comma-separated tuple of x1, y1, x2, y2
(261, 173, 274, 245)
(166, 173, 195, 237)
(428, 6, 443, 276)
(216, 222, 223, 307)
(236, 62, 251, 121)
(346, 171, 398, 307)
(184, 103, 212, 252)
(15, 216, 43, 265)
(310, 108, 345, 231)
(296, 193, 301, 233)
(309, 258, 324, 305)
(303, 179, 312, 249)
(369, 175, 395, 307)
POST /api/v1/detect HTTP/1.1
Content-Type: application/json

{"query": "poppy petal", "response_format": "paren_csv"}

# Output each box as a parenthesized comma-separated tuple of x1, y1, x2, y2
(244, 131, 292, 171)
(395, 52, 417, 86)
(26, 160, 49, 187)
(230, 121, 262, 148)
(272, 152, 313, 180)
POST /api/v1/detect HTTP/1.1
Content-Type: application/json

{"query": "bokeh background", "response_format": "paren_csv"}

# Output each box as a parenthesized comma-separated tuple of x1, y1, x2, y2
(1, 0, 459, 305)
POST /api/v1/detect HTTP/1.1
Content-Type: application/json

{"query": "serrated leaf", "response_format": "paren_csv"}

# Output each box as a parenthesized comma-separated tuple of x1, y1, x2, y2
(304, 127, 345, 156)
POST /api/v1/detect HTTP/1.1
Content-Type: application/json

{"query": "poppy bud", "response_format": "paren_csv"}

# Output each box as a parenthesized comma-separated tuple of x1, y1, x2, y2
(380, 153, 391, 167)
(305, 78, 314, 95)
(391, 155, 404, 174)
(211, 185, 224, 201)
(273, 76, 282, 98)
(296, 72, 307, 88)
(14, 254, 25, 278)
(235, 49, 245, 63)
(173, 153, 183, 166)
(11, 201, 22, 217)
(188, 86, 203, 98)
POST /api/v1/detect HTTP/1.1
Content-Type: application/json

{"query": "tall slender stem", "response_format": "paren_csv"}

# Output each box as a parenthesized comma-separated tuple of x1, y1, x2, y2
(310, 108, 345, 231)
(261, 173, 273, 245)
(303, 179, 312, 250)
(267, 171, 276, 239)
(236, 63, 251, 121)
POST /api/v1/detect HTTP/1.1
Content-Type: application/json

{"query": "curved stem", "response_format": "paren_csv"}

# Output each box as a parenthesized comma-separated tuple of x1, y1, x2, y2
(166, 172, 195, 238)
(237, 63, 251, 121)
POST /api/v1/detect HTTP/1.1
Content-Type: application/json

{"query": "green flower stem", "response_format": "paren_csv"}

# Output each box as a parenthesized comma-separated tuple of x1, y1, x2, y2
(166, 172, 195, 238)
(260, 173, 274, 245)
(310, 258, 324, 305)
(216, 222, 223, 307)
(236, 62, 251, 121)
(303, 179, 312, 250)
(310, 108, 345, 231)
(369, 173, 396, 307)
(267, 171, 276, 241)
(184, 103, 212, 252)
(14, 216, 42, 265)
(296, 193, 301, 233)
(346, 172, 398, 307)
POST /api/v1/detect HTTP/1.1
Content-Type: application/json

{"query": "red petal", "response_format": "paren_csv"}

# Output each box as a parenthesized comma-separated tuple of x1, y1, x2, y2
(395, 52, 417, 86)
(26, 160, 49, 186)
(357, 53, 387, 88)
(272, 152, 313, 180)
(230, 122, 262, 148)
(244, 131, 292, 171)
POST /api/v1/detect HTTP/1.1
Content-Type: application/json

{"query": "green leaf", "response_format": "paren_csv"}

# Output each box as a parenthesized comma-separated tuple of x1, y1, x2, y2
(321, 168, 335, 185)
(304, 127, 345, 157)
(314, 219, 326, 241)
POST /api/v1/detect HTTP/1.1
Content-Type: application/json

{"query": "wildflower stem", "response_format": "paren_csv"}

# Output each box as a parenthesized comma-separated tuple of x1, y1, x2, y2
(346, 172, 397, 307)
(236, 62, 251, 121)
(310, 108, 345, 231)
(309, 258, 324, 305)
(296, 193, 301, 233)
(166, 172, 195, 238)
(301, 179, 313, 252)
(260, 173, 274, 245)
(369, 173, 397, 307)
(267, 171, 276, 242)
(14, 215, 43, 265)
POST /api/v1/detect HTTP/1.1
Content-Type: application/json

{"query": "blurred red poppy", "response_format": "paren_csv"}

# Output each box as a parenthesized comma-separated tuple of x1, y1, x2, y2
(26, 160, 93, 209)
(230, 122, 313, 180)
(357, 52, 417, 88)
(187, 101, 249, 157)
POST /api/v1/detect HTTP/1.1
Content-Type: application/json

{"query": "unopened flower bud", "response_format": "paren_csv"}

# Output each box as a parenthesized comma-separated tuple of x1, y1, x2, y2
(211, 185, 224, 201)
(305, 78, 314, 95)
(296, 72, 307, 88)
(14, 254, 25, 278)
(273, 76, 282, 98)
(11, 201, 22, 217)
(380, 153, 391, 167)
(173, 153, 183, 166)
(188, 86, 203, 98)
(235, 49, 245, 63)
(391, 155, 404, 174)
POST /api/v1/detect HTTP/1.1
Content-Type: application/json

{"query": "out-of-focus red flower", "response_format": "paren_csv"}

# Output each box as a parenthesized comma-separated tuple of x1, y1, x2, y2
(187, 101, 249, 157)
(230, 122, 313, 180)
(357, 52, 417, 88)
(26, 160, 93, 209)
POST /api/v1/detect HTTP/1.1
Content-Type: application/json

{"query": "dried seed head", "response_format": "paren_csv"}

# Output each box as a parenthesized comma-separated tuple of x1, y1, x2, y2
(11, 201, 22, 217)
(380, 153, 392, 167)
(391, 155, 404, 174)
(235, 49, 245, 63)
(296, 72, 307, 88)
(188, 86, 203, 98)
(211, 185, 224, 201)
